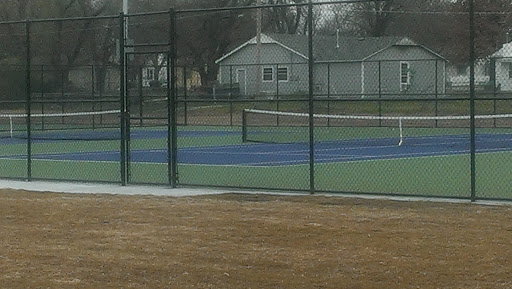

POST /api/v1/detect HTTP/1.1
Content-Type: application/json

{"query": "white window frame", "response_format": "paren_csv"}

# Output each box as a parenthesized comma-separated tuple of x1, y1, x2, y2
(144, 67, 155, 80)
(277, 66, 289, 82)
(262, 67, 274, 82)
(142, 67, 156, 87)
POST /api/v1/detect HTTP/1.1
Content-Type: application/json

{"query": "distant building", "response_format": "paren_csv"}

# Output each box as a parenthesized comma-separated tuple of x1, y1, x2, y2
(216, 33, 447, 98)
(490, 42, 512, 91)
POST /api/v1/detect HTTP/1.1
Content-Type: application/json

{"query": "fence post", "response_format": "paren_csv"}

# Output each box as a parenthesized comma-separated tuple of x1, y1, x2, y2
(183, 66, 188, 125)
(119, 12, 128, 186)
(169, 8, 178, 188)
(327, 63, 331, 127)
(276, 63, 280, 126)
(138, 66, 143, 126)
(91, 65, 96, 129)
(25, 20, 32, 181)
(230, 65, 234, 126)
(307, 0, 315, 194)
(492, 58, 497, 128)
(40, 65, 45, 131)
(469, 0, 476, 202)
(435, 60, 439, 127)
(378, 61, 382, 127)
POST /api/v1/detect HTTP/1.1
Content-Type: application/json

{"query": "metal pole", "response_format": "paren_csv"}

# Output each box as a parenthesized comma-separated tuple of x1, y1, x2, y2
(242, 109, 247, 142)
(492, 58, 497, 128)
(327, 63, 330, 127)
(308, 0, 315, 194)
(123, 0, 129, 39)
(25, 20, 32, 181)
(378, 61, 382, 127)
(255, 0, 262, 97)
(138, 66, 143, 126)
(119, 12, 128, 186)
(230, 65, 234, 126)
(469, 0, 476, 202)
(183, 66, 188, 125)
(276, 63, 280, 126)
(169, 8, 178, 187)
(91, 65, 96, 129)
(435, 61, 439, 127)
(41, 65, 45, 131)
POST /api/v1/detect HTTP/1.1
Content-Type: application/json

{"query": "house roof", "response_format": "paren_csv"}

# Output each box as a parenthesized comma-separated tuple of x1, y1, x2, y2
(216, 33, 445, 64)
(491, 42, 512, 58)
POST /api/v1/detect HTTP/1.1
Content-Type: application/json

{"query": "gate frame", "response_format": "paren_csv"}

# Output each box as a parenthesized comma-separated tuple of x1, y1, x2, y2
(119, 9, 177, 187)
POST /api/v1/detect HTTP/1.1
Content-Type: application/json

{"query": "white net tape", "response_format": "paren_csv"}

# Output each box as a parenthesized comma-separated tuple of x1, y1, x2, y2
(244, 109, 512, 146)
(1, 110, 121, 138)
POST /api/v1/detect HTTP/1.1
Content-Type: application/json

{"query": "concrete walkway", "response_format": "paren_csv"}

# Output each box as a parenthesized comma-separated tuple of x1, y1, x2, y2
(0, 179, 509, 207)
(0, 179, 230, 197)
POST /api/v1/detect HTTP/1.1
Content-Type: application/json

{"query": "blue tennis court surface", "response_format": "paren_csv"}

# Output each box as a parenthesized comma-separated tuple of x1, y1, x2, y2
(4, 133, 512, 167)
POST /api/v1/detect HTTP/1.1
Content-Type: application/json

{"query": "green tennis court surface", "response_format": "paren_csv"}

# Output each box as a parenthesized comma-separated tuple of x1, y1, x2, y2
(1, 123, 511, 200)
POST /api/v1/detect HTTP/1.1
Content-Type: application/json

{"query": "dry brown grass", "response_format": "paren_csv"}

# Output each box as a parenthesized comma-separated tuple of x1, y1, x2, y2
(0, 190, 511, 288)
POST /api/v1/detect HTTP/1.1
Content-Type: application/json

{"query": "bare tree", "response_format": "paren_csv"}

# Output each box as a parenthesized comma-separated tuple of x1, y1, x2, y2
(263, 0, 306, 34)
(349, 0, 401, 37)
(176, 0, 257, 87)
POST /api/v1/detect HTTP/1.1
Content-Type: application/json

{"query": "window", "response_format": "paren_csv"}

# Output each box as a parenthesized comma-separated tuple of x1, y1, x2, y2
(400, 62, 410, 85)
(400, 62, 411, 91)
(277, 67, 289, 82)
(508, 63, 512, 79)
(263, 67, 273, 82)
(142, 67, 156, 87)
(147, 67, 155, 81)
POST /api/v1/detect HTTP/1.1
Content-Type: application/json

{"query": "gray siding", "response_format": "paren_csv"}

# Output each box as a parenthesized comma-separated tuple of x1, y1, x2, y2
(364, 46, 446, 95)
(217, 43, 446, 97)
(218, 43, 308, 96)
(313, 63, 362, 97)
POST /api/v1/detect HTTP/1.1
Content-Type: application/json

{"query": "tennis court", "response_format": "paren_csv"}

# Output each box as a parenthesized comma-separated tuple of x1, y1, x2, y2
(1, 107, 512, 199)
(2, 129, 512, 166)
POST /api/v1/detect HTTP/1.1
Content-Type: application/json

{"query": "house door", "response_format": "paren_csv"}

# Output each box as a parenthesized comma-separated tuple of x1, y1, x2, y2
(236, 69, 247, 96)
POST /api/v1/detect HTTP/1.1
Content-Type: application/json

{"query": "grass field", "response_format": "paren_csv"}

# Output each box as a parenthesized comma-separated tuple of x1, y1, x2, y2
(0, 190, 511, 288)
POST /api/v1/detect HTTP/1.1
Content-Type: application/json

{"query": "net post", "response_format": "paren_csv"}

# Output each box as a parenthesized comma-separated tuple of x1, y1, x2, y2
(241, 109, 247, 143)
(398, 117, 403, 146)
(9, 116, 13, 139)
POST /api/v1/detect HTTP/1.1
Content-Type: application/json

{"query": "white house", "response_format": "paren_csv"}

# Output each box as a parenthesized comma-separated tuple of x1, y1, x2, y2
(490, 42, 512, 91)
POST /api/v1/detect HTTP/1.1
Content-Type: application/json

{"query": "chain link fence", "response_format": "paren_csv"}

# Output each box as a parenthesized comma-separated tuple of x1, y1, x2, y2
(0, 1, 511, 201)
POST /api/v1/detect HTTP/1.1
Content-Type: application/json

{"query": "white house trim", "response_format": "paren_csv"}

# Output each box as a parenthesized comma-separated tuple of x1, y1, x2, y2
(362, 37, 446, 62)
(262, 66, 274, 82)
(277, 66, 289, 82)
(215, 34, 308, 64)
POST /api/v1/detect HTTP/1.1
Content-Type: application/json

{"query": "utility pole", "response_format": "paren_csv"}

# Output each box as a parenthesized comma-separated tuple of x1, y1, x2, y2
(123, 0, 129, 39)
(254, 0, 262, 97)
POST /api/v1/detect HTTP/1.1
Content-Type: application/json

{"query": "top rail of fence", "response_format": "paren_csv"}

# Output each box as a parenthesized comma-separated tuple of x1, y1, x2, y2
(0, 0, 392, 26)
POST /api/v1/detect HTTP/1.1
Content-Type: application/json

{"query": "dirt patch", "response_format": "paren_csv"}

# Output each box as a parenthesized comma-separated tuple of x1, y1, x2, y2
(0, 190, 511, 288)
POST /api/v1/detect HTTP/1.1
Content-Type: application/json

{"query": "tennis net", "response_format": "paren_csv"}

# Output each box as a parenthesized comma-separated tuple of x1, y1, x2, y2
(0, 110, 122, 141)
(242, 109, 512, 145)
